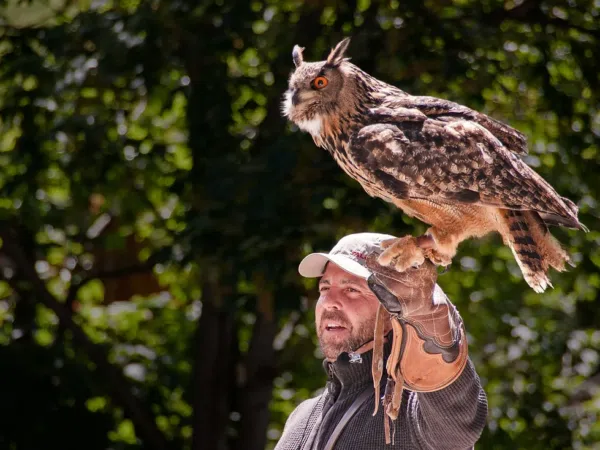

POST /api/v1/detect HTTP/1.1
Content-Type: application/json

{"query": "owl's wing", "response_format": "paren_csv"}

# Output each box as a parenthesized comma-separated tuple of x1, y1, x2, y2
(381, 95, 529, 155)
(348, 120, 579, 224)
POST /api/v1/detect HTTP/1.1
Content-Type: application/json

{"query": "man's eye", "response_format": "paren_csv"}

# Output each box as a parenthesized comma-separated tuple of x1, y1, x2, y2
(319, 286, 329, 292)
(346, 287, 359, 293)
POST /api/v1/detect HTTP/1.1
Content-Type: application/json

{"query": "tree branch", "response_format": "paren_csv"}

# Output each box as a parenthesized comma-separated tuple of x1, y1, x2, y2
(66, 259, 159, 307)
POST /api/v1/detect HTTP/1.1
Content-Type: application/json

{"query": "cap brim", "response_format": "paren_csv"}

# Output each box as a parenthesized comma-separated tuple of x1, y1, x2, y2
(298, 253, 371, 279)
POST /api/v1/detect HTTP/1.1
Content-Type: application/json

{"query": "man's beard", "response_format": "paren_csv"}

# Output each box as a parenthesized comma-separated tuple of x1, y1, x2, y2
(317, 310, 376, 361)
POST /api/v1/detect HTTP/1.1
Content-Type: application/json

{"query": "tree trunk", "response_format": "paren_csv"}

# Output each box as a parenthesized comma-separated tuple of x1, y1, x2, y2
(191, 283, 235, 450)
(234, 311, 278, 450)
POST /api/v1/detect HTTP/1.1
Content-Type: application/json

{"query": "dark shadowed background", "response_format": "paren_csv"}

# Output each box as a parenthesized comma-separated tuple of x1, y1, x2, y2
(0, 0, 599, 449)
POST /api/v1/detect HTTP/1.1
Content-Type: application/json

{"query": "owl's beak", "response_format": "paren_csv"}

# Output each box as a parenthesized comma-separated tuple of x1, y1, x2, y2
(291, 89, 300, 106)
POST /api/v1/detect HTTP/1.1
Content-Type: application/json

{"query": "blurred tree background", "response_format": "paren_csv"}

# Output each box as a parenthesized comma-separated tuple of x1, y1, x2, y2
(0, 0, 599, 449)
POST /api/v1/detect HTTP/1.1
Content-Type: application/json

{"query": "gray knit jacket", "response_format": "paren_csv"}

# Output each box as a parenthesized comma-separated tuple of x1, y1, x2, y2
(275, 342, 487, 450)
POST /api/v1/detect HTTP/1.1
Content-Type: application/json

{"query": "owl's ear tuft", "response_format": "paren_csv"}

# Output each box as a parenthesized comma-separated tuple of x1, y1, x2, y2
(292, 45, 305, 68)
(327, 37, 351, 66)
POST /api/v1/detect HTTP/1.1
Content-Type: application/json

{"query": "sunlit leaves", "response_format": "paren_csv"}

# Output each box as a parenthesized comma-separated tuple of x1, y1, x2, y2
(109, 418, 138, 445)
(0, 117, 22, 153)
(86, 395, 108, 412)
(79, 279, 106, 304)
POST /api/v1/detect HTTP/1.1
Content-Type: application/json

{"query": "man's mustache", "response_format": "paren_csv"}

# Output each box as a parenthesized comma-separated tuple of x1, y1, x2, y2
(319, 310, 351, 330)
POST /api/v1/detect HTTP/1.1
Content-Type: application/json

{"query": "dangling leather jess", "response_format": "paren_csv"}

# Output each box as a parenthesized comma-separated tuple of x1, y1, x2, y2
(367, 255, 469, 445)
(372, 307, 406, 445)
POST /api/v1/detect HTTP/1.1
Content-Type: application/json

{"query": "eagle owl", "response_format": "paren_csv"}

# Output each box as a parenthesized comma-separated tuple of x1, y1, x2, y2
(283, 38, 587, 293)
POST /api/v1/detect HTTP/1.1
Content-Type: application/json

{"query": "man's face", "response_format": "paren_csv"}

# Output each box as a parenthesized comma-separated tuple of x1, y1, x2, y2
(316, 262, 384, 361)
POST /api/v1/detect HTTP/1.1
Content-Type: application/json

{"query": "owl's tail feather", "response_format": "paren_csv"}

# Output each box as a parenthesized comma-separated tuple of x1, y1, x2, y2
(502, 210, 572, 293)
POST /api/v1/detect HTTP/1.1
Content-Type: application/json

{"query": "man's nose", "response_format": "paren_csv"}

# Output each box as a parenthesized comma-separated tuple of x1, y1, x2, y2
(319, 290, 342, 310)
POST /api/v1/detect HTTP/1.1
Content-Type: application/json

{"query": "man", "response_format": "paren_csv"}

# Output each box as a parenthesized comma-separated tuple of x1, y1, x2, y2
(275, 233, 487, 450)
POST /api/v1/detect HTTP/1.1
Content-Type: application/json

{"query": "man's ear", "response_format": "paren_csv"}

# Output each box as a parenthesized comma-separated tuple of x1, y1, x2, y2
(326, 37, 351, 66)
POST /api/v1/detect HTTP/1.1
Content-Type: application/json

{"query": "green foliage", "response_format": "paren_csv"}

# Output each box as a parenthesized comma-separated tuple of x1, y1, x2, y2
(0, 0, 599, 449)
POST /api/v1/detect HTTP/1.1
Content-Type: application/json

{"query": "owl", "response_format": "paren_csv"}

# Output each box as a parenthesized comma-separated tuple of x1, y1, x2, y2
(282, 38, 587, 293)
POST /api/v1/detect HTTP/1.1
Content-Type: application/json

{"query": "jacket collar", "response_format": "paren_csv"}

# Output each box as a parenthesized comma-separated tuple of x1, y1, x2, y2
(323, 336, 393, 395)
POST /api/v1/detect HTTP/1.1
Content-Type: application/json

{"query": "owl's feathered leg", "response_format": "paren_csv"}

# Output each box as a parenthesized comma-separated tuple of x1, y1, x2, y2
(378, 236, 426, 272)
(422, 227, 459, 267)
(378, 229, 457, 272)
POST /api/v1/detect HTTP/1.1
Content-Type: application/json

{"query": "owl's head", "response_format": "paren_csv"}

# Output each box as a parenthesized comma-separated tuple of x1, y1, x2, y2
(282, 38, 356, 131)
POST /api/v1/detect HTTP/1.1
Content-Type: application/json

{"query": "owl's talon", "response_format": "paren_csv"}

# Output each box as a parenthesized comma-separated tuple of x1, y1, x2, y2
(415, 234, 435, 250)
(423, 248, 453, 267)
(438, 265, 451, 275)
(377, 234, 454, 272)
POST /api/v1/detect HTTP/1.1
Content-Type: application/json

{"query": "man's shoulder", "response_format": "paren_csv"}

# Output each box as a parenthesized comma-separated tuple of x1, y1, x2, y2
(286, 391, 325, 424)
(275, 391, 327, 450)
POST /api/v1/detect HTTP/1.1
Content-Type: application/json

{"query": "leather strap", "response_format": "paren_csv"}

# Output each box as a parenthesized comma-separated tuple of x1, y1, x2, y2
(321, 386, 373, 450)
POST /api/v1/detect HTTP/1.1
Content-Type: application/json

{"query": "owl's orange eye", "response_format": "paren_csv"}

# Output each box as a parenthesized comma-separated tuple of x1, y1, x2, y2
(312, 76, 329, 89)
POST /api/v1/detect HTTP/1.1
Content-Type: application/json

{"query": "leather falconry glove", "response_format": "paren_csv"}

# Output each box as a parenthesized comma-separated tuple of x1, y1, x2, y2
(365, 253, 468, 445)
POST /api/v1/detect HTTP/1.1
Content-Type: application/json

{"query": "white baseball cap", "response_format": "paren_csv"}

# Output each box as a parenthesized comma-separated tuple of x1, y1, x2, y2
(298, 232, 396, 279)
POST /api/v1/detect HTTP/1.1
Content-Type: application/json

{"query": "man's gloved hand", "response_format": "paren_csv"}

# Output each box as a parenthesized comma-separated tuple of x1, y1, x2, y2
(366, 252, 468, 390)
(364, 251, 468, 443)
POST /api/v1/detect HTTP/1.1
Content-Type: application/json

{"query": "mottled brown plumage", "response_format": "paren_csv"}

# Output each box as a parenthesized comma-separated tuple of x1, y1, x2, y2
(282, 38, 587, 292)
